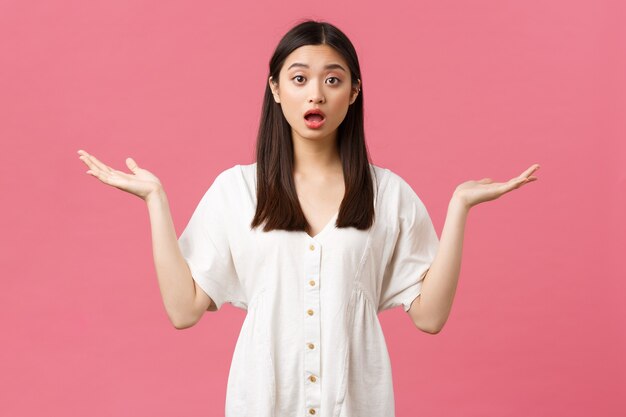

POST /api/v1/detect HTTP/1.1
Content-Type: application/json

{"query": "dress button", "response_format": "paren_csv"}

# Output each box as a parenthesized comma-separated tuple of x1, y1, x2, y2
(309, 244, 315, 251)
(309, 280, 315, 286)
(307, 343, 314, 349)
(309, 375, 317, 383)
(307, 309, 314, 316)
(309, 408, 316, 414)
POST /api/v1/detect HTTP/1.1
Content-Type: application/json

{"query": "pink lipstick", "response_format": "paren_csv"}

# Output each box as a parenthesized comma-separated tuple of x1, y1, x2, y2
(304, 108, 326, 129)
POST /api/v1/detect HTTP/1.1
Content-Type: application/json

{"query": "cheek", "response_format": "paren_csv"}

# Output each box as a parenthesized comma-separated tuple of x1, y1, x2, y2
(279, 101, 303, 126)
(279, 90, 302, 113)
(331, 89, 351, 105)
(328, 94, 351, 116)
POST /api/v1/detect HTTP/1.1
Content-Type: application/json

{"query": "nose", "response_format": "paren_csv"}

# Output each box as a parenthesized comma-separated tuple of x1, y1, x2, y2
(308, 81, 325, 104)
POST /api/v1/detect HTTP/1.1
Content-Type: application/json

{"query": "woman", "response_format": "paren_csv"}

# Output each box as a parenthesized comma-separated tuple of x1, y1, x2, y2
(78, 19, 539, 417)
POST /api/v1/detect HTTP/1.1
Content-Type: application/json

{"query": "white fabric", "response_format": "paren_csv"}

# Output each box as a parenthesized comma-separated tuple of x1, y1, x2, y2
(178, 162, 439, 417)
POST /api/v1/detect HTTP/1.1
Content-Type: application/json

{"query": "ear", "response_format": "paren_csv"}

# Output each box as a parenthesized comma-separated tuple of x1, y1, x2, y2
(269, 76, 280, 103)
(350, 79, 361, 105)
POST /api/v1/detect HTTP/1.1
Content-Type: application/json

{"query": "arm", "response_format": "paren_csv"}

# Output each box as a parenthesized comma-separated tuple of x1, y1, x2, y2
(147, 188, 213, 329)
(77, 150, 212, 329)
(408, 164, 540, 333)
(408, 197, 467, 334)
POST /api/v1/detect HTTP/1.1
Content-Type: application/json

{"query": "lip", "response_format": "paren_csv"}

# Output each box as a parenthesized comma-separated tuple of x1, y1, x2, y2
(304, 108, 326, 119)
(304, 117, 325, 129)
(303, 108, 326, 129)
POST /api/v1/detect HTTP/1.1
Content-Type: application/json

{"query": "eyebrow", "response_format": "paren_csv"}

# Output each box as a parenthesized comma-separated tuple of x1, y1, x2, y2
(287, 63, 347, 72)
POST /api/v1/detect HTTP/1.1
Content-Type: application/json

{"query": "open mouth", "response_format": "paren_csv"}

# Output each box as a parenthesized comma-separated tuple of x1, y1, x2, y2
(304, 113, 325, 122)
(304, 109, 326, 129)
(304, 114, 325, 128)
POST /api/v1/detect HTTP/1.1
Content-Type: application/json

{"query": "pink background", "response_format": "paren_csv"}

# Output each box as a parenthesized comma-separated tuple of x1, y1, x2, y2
(1, 1, 624, 416)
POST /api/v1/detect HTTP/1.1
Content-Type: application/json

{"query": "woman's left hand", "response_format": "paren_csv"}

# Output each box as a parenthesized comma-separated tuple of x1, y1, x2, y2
(452, 164, 540, 210)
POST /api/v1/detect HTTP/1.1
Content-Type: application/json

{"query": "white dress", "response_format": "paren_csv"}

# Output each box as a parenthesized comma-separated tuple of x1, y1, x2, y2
(178, 162, 439, 417)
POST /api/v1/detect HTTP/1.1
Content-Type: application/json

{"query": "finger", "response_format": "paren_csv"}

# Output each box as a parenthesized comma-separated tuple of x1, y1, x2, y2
(78, 150, 91, 168)
(80, 155, 110, 178)
(518, 164, 540, 179)
(500, 177, 527, 193)
(86, 165, 111, 182)
(125, 157, 140, 173)
(81, 156, 129, 182)
(511, 175, 528, 184)
(87, 165, 125, 187)
(478, 178, 493, 184)
(507, 169, 532, 184)
(86, 153, 114, 174)
(79, 155, 100, 172)
(512, 175, 540, 188)
(517, 174, 539, 183)
(109, 167, 133, 179)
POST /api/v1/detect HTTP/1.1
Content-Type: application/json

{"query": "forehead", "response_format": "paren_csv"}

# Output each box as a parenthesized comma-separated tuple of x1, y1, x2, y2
(282, 44, 348, 72)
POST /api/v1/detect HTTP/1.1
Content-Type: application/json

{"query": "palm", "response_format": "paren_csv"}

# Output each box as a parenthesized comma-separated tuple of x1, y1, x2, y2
(454, 164, 540, 208)
(77, 149, 162, 201)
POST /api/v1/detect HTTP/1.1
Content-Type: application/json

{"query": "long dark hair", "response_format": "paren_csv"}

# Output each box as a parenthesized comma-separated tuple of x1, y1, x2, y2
(251, 19, 375, 233)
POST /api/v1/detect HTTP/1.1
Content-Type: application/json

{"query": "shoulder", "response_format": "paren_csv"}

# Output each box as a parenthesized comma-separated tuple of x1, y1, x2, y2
(381, 166, 411, 191)
(214, 163, 242, 183)
(368, 162, 386, 184)
(371, 164, 415, 200)
(200, 163, 251, 206)
(211, 162, 256, 187)
(236, 161, 257, 184)
(374, 165, 430, 218)
(207, 163, 258, 211)
(382, 167, 425, 201)
(368, 163, 413, 188)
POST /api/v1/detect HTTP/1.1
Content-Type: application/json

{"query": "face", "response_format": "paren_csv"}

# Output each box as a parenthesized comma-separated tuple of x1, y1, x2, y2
(268, 44, 360, 143)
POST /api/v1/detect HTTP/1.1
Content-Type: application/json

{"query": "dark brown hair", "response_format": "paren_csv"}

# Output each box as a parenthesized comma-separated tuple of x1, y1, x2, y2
(251, 19, 375, 233)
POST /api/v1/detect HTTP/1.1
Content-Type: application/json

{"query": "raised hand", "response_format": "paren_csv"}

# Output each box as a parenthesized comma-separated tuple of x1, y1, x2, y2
(452, 164, 540, 209)
(77, 149, 163, 202)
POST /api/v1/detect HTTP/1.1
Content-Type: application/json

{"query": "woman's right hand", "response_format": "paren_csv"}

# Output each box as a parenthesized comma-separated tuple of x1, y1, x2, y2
(77, 149, 163, 202)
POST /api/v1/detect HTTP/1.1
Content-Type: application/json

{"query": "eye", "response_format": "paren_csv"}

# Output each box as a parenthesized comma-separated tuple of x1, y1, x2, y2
(291, 75, 342, 85)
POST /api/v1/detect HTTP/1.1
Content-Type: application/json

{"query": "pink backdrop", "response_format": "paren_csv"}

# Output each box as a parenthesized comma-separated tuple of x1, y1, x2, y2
(1, 1, 624, 416)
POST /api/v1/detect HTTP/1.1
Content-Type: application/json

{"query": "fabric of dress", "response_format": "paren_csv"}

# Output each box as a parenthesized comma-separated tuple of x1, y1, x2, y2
(177, 162, 440, 417)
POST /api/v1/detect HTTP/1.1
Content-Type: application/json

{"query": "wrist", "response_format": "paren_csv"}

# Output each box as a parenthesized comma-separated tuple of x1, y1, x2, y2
(146, 186, 166, 205)
(450, 192, 471, 213)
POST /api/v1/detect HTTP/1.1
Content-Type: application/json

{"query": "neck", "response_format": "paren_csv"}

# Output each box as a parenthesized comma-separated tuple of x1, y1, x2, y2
(291, 129, 342, 178)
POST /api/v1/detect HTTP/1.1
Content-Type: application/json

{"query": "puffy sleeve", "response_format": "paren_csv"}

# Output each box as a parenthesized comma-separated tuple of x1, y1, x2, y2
(378, 173, 439, 313)
(177, 170, 246, 312)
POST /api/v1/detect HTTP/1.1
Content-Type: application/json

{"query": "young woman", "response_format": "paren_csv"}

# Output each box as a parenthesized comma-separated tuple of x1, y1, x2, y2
(78, 19, 539, 417)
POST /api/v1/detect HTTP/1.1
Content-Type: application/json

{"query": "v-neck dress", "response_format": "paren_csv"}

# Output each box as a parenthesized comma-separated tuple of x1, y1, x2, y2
(177, 162, 440, 417)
